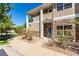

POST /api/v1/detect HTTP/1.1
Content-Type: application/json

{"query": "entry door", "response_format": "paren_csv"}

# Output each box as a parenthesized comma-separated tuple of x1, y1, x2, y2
(43, 23, 52, 37)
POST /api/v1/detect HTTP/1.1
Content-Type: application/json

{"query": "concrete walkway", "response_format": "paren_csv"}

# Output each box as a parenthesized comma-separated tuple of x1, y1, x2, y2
(3, 46, 21, 56)
(8, 36, 67, 56)
(33, 37, 49, 46)
(0, 45, 21, 56)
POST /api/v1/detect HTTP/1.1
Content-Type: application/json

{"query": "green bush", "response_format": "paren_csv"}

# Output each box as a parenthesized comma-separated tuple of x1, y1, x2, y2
(15, 26, 25, 35)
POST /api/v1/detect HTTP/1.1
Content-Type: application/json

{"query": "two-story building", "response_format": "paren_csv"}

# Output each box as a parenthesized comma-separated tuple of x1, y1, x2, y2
(26, 3, 79, 43)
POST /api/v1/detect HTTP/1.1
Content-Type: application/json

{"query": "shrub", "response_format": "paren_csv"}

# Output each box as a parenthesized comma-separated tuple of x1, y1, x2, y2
(22, 31, 33, 41)
(15, 26, 25, 35)
(26, 31, 32, 41)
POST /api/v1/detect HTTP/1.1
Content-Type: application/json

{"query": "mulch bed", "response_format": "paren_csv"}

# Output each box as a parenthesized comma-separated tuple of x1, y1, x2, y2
(42, 42, 78, 56)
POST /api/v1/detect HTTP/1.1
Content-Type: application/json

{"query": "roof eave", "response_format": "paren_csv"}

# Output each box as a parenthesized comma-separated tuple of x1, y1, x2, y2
(27, 3, 53, 16)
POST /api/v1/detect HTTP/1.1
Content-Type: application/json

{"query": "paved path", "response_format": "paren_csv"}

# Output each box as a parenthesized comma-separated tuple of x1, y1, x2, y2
(33, 37, 51, 46)
(9, 36, 67, 56)
(0, 45, 20, 56)
(3, 46, 21, 56)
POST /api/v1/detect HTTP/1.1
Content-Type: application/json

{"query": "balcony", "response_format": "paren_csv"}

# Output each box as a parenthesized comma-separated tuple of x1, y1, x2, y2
(43, 12, 52, 20)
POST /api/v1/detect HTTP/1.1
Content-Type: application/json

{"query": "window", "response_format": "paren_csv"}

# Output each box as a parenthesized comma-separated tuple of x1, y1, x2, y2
(57, 26, 63, 35)
(56, 3, 72, 11)
(64, 3, 72, 9)
(57, 3, 63, 11)
(57, 26, 63, 30)
(64, 25, 72, 30)
(57, 3, 63, 7)
(57, 25, 72, 36)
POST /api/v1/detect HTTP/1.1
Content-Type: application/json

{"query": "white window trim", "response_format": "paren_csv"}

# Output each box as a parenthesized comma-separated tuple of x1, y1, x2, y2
(56, 3, 64, 12)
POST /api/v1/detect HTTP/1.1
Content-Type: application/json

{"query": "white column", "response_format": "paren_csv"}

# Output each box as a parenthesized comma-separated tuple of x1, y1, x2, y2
(72, 3, 75, 9)
(40, 9, 43, 38)
(26, 15, 29, 32)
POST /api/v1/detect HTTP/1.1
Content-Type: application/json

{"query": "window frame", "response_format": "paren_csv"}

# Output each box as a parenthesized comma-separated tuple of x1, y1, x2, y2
(56, 3, 72, 12)
(57, 3, 64, 11)
(64, 3, 72, 9)
(57, 25, 72, 36)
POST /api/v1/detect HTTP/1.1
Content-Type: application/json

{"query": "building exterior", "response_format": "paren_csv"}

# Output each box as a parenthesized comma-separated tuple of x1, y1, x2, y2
(26, 3, 79, 43)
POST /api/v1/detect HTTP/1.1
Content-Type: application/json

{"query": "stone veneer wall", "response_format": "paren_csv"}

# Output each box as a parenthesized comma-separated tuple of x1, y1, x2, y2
(53, 19, 76, 42)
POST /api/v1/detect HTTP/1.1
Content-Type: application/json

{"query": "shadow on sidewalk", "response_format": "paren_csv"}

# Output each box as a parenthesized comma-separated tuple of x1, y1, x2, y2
(0, 49, 8, 56)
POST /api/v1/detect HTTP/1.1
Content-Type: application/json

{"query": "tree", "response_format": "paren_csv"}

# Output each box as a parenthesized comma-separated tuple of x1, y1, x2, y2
(15, 26, 24, 35)
(0, 3, 14, 36)
(0, 22, 6, 36)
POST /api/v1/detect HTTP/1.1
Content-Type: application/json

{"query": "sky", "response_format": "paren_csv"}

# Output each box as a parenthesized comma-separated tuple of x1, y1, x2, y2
(8, 3, 42, 26)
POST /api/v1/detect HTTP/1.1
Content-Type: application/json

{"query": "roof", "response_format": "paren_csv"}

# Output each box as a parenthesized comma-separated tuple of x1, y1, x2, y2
(27, 3, 53, 16)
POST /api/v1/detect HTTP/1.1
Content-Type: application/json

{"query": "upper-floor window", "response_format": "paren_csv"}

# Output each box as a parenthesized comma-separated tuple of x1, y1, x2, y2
(57, 3, 72, 11)
(57, 3, 63, 11)
(64, 3, 72, 9)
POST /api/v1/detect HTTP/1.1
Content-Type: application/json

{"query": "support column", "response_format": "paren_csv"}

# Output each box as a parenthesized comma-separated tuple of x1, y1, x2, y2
(40, 9, 43, 38)
(26, 15, 29, 32)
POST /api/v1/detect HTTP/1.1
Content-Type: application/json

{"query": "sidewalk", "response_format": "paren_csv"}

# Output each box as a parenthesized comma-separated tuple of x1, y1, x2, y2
(0, 45, 21, 56)
(9, 36, 67, 56)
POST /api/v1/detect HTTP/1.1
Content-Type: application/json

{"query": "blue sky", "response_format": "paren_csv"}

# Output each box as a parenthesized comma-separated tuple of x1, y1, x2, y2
(8, 3, 42, 26)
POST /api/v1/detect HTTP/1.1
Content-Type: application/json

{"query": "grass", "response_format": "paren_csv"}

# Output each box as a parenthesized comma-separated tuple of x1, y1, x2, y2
(0, 38, 9, 45)
(0, 33, 17, 45)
